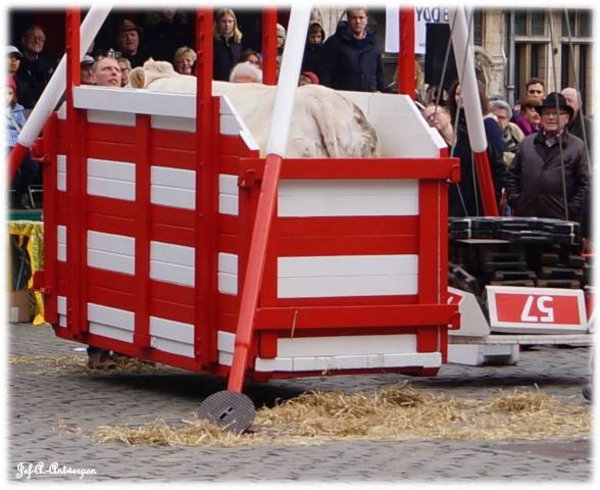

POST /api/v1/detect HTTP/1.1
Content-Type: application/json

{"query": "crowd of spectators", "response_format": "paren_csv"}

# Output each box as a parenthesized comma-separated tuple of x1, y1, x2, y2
(6, 7, 594, 246)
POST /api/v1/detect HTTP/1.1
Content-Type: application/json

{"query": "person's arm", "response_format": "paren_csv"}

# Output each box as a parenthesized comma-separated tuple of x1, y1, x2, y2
(375, 51, 385, 92)
(484, 117, 506, 202)
(505, 142, 523, 208)
(318, 36, 335, 87)
(568, 142, 590, 219)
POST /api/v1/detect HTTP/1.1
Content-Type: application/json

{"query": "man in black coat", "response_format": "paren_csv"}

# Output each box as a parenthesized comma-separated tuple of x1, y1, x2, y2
(15, 25, 56, 112)
(505, 92, 589, 222)
(319, 8, 385, 92)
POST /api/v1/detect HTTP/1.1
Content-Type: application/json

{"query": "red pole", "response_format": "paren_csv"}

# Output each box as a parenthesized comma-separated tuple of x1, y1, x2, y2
(473, 151, 499, 216)
(398, 7, 415, 97)
(227, 153, 282, 392)
(8, 144, 29, 180)
(196, 9, 217, 364)
(262, 9, 278, 85)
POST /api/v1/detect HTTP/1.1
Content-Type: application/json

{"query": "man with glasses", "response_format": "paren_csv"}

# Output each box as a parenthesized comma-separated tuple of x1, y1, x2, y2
(15, 24, 56, 113)
(505, 92, 589, 222)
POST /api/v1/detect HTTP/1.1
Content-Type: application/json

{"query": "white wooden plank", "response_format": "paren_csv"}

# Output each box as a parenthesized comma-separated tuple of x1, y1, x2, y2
(88, 158, 135, 181)
(220, 113, 243, 135)
(285, 352, 441, 372)
(89, 322, 134, 343)
(279, 179, 418, 197)
(376, 116, 439, 157)
(57, 155, 67, 191)
(366, 354, 385, 368)
(277, 334, 417, 357)
(57, 225, 66, 244)
(219, 95, 236, 116)
(219, 174, 238, 196)
(218, 352, 233, 366)
(292, 355, 368, 372)
(149, 316, 194, 344)
(382, 352, 441, 368)
(218, 195, 239, 215)
(240, 130, 260, 152)
(152, 166, 195, 190)
(217, 330, 235, 353)
(58, 315, 67, 328)
(151, 186, 195, 209)
(278, 275, 417, 298)
(87, 109, 136, 126)
(57, 296, 67, 315)
(151, 115, 196, 132)
(278, 195, 419, 217)
(151, 241, 194, 266)
(218, 273, 238, 295)
(150, 261, 195, 287)
(151, 338, 195, 357)
(279, 255, 418, 278)
(255, 357, 294, 372)
(88, 302, 135, 330)
(57, 244, 66, 262)
(88, 249, 135, 275)
(88, 231, 135, 256)
(218, 253, 238, 274)
(88, 177, 135, 201)
(74, 85, 196, 119)
(57, 226, 67, 262)
(150, 166, 196, 208)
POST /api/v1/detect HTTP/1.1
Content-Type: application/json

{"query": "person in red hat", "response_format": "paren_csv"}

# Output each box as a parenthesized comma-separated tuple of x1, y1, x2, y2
(506, 92, 589, 222)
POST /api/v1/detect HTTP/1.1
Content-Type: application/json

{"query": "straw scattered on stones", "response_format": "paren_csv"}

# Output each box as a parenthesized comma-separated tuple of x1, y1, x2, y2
(9, 354, 167, 375)
(91, 382, 591, 447)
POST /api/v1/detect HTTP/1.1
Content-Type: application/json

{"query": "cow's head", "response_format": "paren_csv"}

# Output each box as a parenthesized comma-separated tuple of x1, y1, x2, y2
(128, 58, 180, 89)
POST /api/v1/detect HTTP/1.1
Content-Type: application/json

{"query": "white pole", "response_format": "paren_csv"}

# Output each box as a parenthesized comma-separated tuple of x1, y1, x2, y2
(449, 7, 487, 153)
(17, 5, 112, 148)
(265, 4, 311, 156)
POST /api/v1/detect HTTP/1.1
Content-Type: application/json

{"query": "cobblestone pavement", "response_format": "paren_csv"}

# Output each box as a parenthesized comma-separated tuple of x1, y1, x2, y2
(5, 323, 594, 485)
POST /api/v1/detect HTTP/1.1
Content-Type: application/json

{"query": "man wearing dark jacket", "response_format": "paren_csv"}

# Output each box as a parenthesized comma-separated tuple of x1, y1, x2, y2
(319, 7, 385, 92)
(505, 92, 589, 222)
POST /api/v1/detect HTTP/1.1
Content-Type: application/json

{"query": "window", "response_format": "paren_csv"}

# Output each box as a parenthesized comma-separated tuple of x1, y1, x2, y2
(561, 9, 593, 112)
(562, 9, 593, 38)
(515, 9, 546, 37)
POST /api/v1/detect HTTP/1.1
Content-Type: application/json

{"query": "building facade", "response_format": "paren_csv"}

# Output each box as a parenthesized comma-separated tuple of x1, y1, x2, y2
(316, 7, 593, 114)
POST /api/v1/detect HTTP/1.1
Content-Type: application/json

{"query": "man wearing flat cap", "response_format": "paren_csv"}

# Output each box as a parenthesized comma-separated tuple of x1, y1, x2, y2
(505, 92, 589, 223)
(114, 19, 149, 68)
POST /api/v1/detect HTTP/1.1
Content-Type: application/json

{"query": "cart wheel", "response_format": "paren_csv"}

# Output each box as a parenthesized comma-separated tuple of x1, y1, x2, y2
(198, 390, 255, 433)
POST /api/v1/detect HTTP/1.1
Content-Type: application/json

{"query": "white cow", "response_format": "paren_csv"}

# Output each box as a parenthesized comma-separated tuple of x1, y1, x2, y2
(128, 60, 380, 158)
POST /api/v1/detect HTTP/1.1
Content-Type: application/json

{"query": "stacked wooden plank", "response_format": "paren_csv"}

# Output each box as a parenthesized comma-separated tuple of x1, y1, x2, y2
(449, 217, 589, 292)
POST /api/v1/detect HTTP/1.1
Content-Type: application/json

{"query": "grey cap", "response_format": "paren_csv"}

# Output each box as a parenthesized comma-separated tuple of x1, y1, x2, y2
(7, 45, 23, 58)
(81, 54, 95, 66)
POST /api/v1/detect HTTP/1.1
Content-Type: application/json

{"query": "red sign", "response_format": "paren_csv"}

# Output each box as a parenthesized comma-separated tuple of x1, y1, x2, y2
(487, 286, 587, 333)
(495, 293, 581, 325)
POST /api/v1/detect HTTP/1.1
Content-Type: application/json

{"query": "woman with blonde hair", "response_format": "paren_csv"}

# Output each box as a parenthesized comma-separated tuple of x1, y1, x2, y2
(173, 46, 197, 75)
(213, 8, 243, 81)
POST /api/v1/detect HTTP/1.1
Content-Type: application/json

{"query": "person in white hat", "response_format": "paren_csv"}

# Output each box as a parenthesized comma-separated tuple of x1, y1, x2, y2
(7, 45, 23, 84)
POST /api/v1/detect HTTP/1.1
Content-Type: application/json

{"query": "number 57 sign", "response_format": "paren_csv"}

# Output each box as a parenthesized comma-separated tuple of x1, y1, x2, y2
(486, 286, 588, 334)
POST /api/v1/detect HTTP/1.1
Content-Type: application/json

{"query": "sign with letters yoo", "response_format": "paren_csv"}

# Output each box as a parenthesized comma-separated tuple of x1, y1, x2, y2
(486, 286, 588, 334)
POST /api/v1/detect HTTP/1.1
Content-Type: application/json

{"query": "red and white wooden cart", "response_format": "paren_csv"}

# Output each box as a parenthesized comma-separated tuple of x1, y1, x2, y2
(17, 6, 463, 429)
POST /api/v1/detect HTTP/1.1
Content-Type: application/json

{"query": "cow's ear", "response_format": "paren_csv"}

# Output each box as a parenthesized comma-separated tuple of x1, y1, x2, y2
(129, 67, 145, 88)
